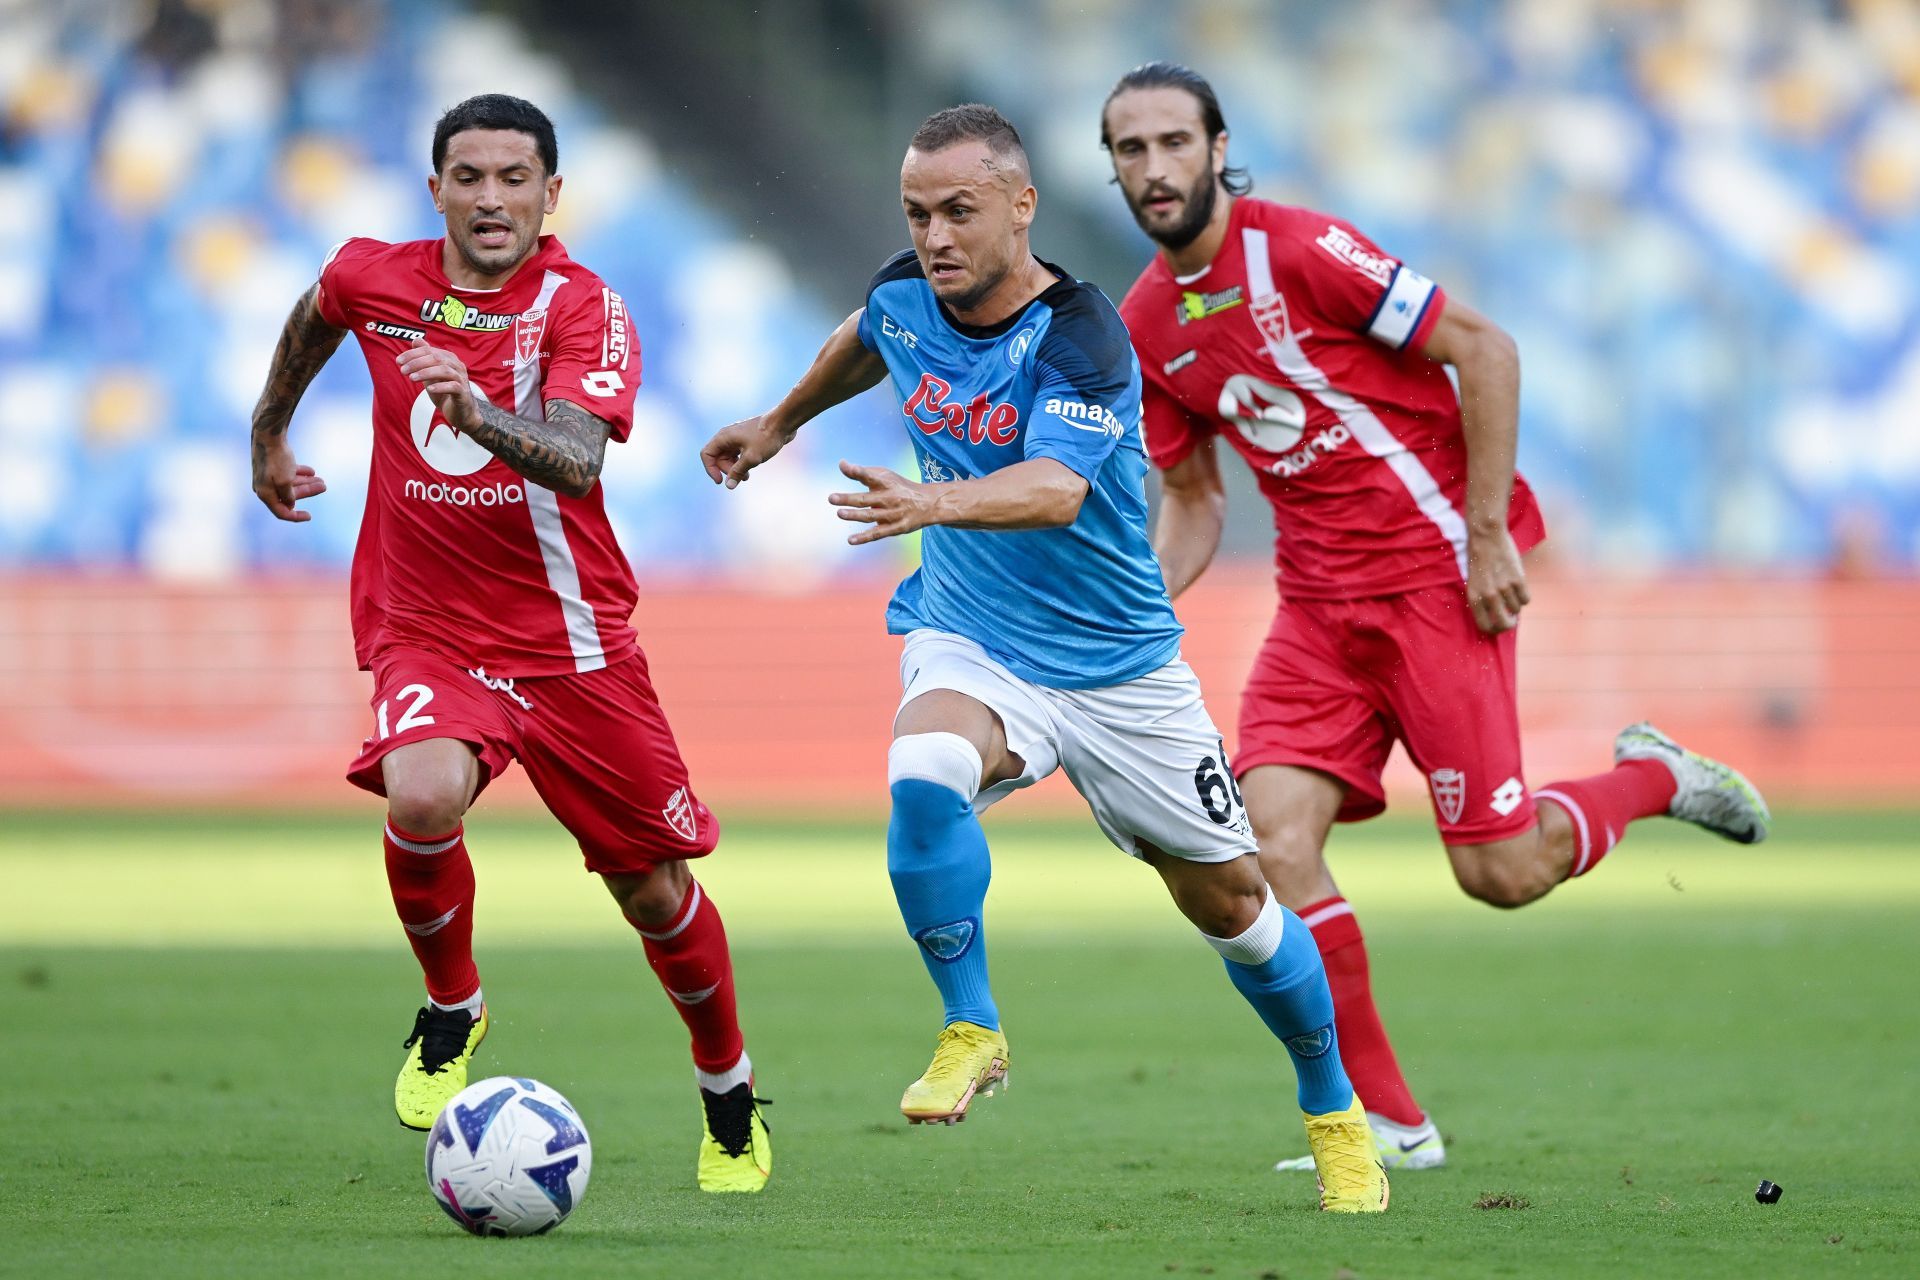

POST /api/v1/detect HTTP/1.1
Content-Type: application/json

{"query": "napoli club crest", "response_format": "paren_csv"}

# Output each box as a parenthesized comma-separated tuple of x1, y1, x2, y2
(1429, 768, 1466, 825)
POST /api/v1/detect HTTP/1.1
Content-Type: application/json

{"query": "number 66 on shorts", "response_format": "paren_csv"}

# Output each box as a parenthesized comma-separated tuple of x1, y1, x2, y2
(897, 628, 1257, 863)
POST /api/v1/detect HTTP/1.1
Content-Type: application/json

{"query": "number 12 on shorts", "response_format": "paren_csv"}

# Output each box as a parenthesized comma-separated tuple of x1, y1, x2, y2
(376, 683, 437, 739)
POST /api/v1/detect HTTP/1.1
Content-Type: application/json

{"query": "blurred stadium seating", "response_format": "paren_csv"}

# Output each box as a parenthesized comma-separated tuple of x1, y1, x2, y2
(1, 0, 1916, 810)
(0, 0, 902, 583)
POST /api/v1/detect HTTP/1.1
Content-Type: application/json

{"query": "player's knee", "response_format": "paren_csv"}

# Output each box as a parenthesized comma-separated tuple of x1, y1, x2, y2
(886, 733, 983, 859)
(1250, 810, 1331, 897)
(605, 862, 690, 929)
(384, 780, 467, 839)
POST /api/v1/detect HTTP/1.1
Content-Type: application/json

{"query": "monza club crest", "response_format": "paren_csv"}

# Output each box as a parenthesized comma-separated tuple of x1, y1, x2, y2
(1428, 768, 1467, 825)
(514, 308, 546, 367)
(662, 787, 699, 842)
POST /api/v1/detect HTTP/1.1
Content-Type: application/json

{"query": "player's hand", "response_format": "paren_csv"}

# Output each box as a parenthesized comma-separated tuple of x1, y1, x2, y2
(700, 415, 792, 489)
(829, 460, 936, 545)
(1467, 526, 1529, 634)
(251, 436, 327, 522)
(397, 338, 481, 432)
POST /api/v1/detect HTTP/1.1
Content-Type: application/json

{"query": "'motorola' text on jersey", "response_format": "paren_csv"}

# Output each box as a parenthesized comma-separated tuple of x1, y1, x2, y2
(318, 235, 641, 676)
(860, 250, 1183, 689)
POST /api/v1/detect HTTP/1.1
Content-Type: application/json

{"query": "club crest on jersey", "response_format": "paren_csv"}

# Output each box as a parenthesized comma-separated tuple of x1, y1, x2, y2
(903, 372, 1020, 446)
(420, 294, 516, 332)
(663, 787, 699, 842)
(1007, 326, 1036, 368)
(1177, 285, 1244, 325)
(1429, 768, 1467, 825)
(514, 308, 546, 366)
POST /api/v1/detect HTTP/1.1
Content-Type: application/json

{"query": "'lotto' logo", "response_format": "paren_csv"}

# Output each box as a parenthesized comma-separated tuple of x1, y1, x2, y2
(903, 373, 1020, 446)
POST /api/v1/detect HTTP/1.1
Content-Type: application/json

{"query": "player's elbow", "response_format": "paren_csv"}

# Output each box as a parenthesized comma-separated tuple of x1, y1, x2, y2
(561, 453, 606, 499)
(1460, 314, 1518, 377)
(1042, 476, 1090, 527)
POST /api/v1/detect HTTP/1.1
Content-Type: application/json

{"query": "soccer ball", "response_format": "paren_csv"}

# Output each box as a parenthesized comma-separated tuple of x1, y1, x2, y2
(425, 1076, 593, 1237)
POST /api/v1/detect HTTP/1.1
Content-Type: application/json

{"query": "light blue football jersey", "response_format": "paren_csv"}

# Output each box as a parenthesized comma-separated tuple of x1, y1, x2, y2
(858, 250, 1183, 689)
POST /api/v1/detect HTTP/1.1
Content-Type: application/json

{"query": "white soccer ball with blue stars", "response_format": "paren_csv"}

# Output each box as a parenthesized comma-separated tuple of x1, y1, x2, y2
(425, 1076, 592, 1236)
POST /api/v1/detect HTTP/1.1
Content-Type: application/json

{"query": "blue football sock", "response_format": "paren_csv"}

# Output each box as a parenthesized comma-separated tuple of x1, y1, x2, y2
(1212, 897, 1355, 1115)
(887, 778, 998, 1031)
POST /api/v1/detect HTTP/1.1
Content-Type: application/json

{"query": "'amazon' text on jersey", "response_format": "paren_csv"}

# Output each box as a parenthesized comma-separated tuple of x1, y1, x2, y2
(317, 235, 642, 675)
(859, 251, 1183, 689)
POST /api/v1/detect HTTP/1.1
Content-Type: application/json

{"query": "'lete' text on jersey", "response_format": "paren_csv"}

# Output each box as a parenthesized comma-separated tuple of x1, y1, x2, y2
(860, 251, 1183, 688)
(318, 235, 642, 675)
(1120, 198, 1545, 599)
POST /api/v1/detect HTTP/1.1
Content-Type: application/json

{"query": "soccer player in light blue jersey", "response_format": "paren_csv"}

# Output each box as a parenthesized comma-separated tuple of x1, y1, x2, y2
(700, 105, 1386, 1211)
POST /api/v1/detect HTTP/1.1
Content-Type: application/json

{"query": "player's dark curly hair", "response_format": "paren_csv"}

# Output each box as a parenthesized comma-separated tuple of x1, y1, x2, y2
(909, 103, 1027, 165)
(431, 94, 558, 177)
(1100, 62, 1253, 196)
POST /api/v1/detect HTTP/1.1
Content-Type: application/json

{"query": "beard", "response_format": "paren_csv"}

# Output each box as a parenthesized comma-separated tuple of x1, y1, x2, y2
(1127, 169, 1218, 251)
(932, 252, 1011, 315)
(452, 222, 533, 277)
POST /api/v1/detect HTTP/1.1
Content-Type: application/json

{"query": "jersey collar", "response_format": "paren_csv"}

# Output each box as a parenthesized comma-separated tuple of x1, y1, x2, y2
(427, 234, 567, 294)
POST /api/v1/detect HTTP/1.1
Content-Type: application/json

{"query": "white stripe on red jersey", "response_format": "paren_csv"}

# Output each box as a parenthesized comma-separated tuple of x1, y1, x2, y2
(1121, 198, 1544, 600)
(317, 236, 644, 675)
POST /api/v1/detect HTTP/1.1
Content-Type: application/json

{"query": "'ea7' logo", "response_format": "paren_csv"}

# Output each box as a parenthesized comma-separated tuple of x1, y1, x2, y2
(903, 372, 1020, 445)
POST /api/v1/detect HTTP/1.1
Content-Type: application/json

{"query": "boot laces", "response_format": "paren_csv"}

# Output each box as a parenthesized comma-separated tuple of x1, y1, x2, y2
(700, 1082, 770, 1158)
(402, 1006, 475, 1075)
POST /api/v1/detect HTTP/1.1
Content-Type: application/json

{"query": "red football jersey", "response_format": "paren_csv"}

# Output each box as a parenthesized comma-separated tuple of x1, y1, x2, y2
(1120, 197, 1545, 599)
(317, 235, 642, 675)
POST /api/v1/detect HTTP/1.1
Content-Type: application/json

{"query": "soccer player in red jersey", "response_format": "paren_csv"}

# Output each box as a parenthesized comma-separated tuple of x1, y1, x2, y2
(247, 95, 770, 1192)
(1102, 64, 1771, 1171)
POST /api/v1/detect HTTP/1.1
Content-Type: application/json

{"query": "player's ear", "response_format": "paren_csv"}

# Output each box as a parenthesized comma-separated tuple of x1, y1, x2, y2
(427, 172, 443, 213)
(544, 173, 562, 216)
(1212, 131, 1230, 179)
(1012, 183, 1038, 231)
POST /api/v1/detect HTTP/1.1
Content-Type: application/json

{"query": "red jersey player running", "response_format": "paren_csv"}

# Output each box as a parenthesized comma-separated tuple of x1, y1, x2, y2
(248, 95, 770, 1193)
(1102, 63, 1771, 1171)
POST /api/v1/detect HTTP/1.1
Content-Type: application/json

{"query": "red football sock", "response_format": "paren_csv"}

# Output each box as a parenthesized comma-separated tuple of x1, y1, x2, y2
(1535, 759, 1677, 879)
(633, 879, 745, 1077)
(383, 819, 480, 1007)
(1301, 897, 1424, 1127)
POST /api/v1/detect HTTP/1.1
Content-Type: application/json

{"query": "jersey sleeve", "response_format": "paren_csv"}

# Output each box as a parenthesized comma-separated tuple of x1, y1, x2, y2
(1288, 216, 1447, 352)
(313, 237, 381, 328)
(858, 248, 923, 353)
(1139, 368, 1211, 471)
(541, 280, 640, 443)
(1023, 291, 1135, 482)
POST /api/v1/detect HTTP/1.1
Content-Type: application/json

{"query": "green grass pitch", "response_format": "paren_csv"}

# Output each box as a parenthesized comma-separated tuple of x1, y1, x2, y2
(4, 807, 1917, 1278)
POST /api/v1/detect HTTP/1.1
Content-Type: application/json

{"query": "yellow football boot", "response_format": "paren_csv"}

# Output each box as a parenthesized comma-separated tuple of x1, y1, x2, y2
(394, 1004, 488, 1131)
(900, 1021, 1009, 1124)
(1303, 1095, 1390, 1213)
(697, 1082, 772, 1193)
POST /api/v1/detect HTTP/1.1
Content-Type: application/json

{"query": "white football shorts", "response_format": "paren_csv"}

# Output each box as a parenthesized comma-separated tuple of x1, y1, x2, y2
(895, 628, 1257, 863)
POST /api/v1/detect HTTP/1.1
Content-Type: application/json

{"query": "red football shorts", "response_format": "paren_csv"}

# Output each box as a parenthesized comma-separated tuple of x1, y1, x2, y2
(1235, 583, 1537, 845)
(346, 648, 719, 874)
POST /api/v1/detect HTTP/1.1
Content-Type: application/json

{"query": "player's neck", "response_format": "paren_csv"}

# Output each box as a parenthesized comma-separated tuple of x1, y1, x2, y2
(440, 238, 538, 292)
(946, 253, 1055, 329)
(1159, 195, 1235, 280)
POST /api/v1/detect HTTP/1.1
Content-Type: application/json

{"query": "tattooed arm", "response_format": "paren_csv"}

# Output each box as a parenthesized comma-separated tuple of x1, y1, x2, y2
(251, 284, 344, 521)
(396, 339, 612, 497)
(458, 398, 611, 498)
